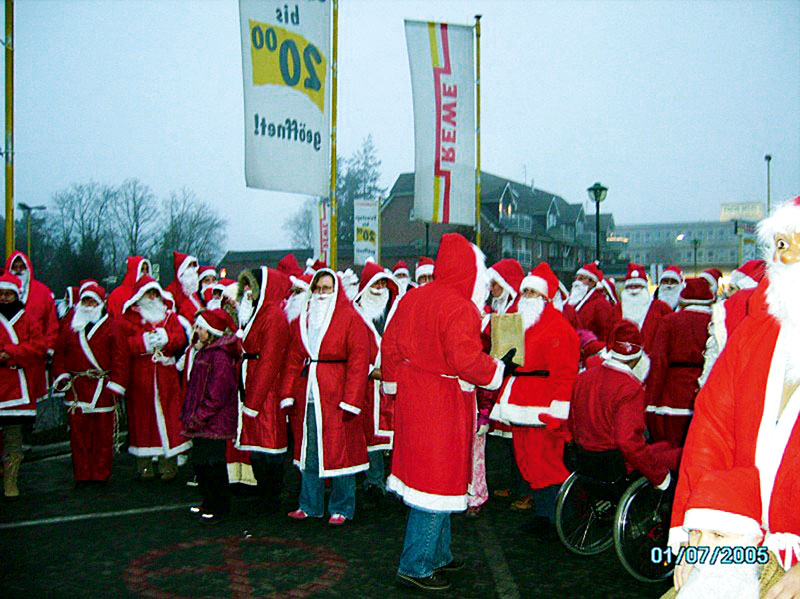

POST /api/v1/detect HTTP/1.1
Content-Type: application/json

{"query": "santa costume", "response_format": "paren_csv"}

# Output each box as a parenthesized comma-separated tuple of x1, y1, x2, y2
(563, 262, 615, 355)
(614, 262, 672, 353)
(52, 282, 127, 483)
(699, 267, 723, 298)
(277, 253, 303, 278)
(645, 278, 713, 448)
(107, 256, 151, 319)
(392, 260, 415, 294)
(415, 256, 434, 285)
(164, 251, 200, 322)
(654, 265, 684, 311)
(118, 276, 190, 477)
(666, 197, 800, 595)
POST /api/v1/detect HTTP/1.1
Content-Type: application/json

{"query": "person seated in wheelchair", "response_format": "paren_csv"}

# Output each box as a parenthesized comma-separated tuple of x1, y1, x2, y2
(567, 319, 681, 490)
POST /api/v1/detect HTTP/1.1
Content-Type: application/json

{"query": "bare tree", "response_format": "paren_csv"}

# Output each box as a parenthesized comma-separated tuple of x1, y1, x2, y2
(113, 178, 159, 257)
(283, 197, 316, 249)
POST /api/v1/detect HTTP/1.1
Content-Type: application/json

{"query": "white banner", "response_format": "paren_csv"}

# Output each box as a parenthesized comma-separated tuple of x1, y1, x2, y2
(405, 20, 475, 226)
(239, 0, 331, 196)
(311, 199, 331, 264)
(353, 198, 379, 265)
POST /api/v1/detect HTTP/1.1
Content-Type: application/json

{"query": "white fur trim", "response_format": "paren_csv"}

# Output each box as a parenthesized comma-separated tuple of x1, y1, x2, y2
(683, 508, 763, 538)
(393, 268, 409, 276)
(382, 381, 397, 394)
(668, 526, 689, 552)
(548, 400, 570, 420)
(624, 277, 647, 288)
(195, 314, 224, 337)
(698, 272, 718, 292)
(415, 264, 433, 280)
(655, 471, 671, 491)
(122, 281, 175, 313)
(576, 267, 599, 283)
(520, 275, 549, 298)
(681, 300, 713, 309)
(487, 268, 518, 300)
(106, 381, 126, 396)
(659, 271, 683, 283)
(242, 405, 259, 418)
(177, 254, 197, 279)
(645, 405, 693, 416)
(338, 401, 361, 415)
(757, 198, 800, 252)
(79, 290, 104, 306)
(764, 533, 800, 571)
(458, 379, 475, 392)
(280, 398, 294, 409)
(483, 359, 504, 391)
(386, 474, 467, 512)
(607, 348, 643, 361)
(0, 281, 20, 295)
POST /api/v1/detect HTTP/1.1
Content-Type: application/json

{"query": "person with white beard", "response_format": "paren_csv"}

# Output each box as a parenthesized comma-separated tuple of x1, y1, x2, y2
(165, 251, 200, 321)
(563, 262, 615, 357)
(614, 262, 673, 353)
(654, 265, 684, 311)
(392, 261, 415, 294)
(664, 196, 800, 599)
(119, 276, 190, 480)
(284, 275, 311, 324)
(52, 282, 128, 484)
(490, 262, 580, 541)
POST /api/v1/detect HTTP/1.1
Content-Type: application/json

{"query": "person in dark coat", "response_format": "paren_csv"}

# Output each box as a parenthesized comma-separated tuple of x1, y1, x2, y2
(180, 308, 241, 523)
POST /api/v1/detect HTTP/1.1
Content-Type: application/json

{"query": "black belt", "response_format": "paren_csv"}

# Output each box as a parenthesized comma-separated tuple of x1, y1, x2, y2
(301, 358, 346, 377)
(669, 362, 703, 369)
(513, 370, 550, 377)
(242, 352, 260, 360)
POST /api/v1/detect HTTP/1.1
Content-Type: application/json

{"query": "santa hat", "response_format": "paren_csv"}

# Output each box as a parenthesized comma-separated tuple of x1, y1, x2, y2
(122, 276, 175, 313)
(488, 259, 525, 298)
(392, 261, 410, 277)
(683, 466, 762, 539)
(197, 266, 217, 282)
(730, 259, 766, 290)
(355, 261, 397, 301)
(195, 308, 235, 337)
(699, 268, 723, 295)
(606, 319, 644, 361)
(520, 262, 559, 300)
(290, 273, 313, 291)
(173, 251, 198, 279)
(757, 195, 800, 253)
(0, 272, 22, 297)
(624, 262, 648, 288)
(79, 281, 106, 305)
(679, 277, 714, 305)
(277, 254, 303, 278)
(557, 280, 568, 301)
(415, 256, 434, 281)
(659, 265, 684, 284)
(575, 262, 603, 283)
(601, 277, 619, 305)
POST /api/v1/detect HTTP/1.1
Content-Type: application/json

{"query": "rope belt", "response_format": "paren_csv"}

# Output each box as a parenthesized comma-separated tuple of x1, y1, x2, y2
(60, 369, 110, 414)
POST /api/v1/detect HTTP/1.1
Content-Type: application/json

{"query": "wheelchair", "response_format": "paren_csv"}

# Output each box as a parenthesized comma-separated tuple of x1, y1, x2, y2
(554, 444, 675, 583)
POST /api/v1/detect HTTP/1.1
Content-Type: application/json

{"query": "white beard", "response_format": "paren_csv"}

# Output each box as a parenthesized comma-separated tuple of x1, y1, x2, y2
(200, 281, 215, 296)
(518, 296, 546, 330)
(13, 270, 29, 297)
(553, 294, 566, 312)
(396, 278, 409, 295)
(284, 292, 307, 323)
(180, 268, 199, 297)
(308, 293, 334, 350)
(491, 291, 511, 314)
(358, 288, 389, 323)
(344, 283, 359, 301)
(472, 265, 490, 312)
(138, 297, 167, 324)
(205, 298, 222, 311)
(71, 304, 103, 332)
(237, 297, 255, 327)
(658, 284, 681, 310)
(766, 259, 800, 383)
(568, 281, 589, 306)
(620, 287, 651, 329)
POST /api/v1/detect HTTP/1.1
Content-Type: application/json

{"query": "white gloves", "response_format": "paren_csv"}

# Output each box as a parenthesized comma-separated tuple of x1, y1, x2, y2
(477, 423, 490, 436)
(143, 328, 169, 353)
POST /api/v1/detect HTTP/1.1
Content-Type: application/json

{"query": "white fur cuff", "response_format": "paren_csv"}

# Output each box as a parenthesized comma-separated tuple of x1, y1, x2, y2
(339, 402, 361, 415)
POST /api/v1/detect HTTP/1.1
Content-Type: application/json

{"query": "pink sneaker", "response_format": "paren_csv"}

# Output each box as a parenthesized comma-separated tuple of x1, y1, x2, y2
(287, 509, 309, 520)
(328, 514, 347, 526)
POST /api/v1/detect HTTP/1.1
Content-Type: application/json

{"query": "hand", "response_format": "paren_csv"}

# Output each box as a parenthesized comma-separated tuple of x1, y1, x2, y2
(477, 423, 490, 436)
(369, 367, 383, 381)
(765, 562, 800, 599)
(673, 542, 693, 590)
(500, 349, 518, 376)
(152, 327, 169, 348)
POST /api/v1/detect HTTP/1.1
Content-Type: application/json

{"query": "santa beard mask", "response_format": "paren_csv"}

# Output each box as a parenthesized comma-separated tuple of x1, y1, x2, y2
(358, 287, 389, 323)
(13, 270, 29, 293)
(237, 295, 255, 327)
(71, 303, 103, 332)
(284, 292, 307, 323)
(308, 292, 334, 330)
(766, 258, 800, 382)
(179, 267, 199, 297)
(518, 296, 546, 330)
(491, 290, 512, 314)
(658, 283, 681, 310)
(567, 280, 590, 306)
(137, 296, 167, 324)
(620, 287, 651, 328)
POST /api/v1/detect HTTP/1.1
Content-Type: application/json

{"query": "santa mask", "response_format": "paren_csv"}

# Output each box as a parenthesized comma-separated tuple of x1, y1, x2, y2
(359, 286, 389, 322)
(71, 303, 103, 332)
(518, 296, 546, 330)
(138, 296, 167, 324)
(567, 280, 589, 306)
(658, 281, 681, 310)
(491, 289, 511, 314)
(179, 265, 199, 297)
(205, 298, 222, 311)
(284, 291, 307, 323)
(13, 269, 29, 291)
(237, 293, 255, 327)
(620, 286, 650, 328)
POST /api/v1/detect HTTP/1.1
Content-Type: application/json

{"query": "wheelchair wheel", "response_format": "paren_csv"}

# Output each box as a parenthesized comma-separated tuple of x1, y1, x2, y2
(555, 472, 616, 555)
(614, 475, 674, 582)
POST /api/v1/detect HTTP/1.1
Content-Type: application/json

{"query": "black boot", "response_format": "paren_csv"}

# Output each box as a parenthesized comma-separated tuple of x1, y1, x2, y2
(251, 454, 284, 512)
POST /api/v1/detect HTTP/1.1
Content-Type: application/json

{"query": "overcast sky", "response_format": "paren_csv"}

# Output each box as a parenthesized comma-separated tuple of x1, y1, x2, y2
(7, 0, 800, 252)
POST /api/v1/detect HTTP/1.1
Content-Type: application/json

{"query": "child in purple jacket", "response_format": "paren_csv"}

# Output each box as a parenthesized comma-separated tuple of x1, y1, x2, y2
(180, 309, 241, 523)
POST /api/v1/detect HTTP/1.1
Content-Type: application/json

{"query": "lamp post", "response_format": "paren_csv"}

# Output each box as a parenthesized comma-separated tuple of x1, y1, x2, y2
(587, 182, 608, 263)
(692, 238, 700, 275)
(764, 154, 772, 215)
(17, 202, 46, 259)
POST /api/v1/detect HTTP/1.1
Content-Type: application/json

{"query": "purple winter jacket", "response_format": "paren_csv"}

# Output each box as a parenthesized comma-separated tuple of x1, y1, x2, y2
(180, 335, 241, 439)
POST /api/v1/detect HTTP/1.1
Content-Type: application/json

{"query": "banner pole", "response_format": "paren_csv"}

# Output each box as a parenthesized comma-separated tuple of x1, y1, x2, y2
(474, 14, 481, 249)
(328, 0, 339, 269)
(5, 0, 14, 259)
(377, 198, 382, 264)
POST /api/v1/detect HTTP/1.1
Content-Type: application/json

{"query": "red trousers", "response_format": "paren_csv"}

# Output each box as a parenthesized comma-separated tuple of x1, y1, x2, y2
(69, 410, 114, 481)
(646, 413, 692, 449)
(512, 426, 569, 490)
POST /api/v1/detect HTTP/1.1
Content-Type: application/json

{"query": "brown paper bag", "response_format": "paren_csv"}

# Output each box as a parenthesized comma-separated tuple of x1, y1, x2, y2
(490, 313, 525, 366)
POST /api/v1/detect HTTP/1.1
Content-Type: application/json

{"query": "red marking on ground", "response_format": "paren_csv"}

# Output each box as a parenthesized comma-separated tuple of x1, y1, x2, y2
(124, 536, 347, 598)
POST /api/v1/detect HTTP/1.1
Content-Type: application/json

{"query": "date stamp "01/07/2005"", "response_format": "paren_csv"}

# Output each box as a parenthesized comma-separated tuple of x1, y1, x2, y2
(650, 545, 770, 566)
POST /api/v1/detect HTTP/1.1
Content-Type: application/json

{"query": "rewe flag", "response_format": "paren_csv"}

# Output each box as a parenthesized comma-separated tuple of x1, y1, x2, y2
(405, 20, 475, 226)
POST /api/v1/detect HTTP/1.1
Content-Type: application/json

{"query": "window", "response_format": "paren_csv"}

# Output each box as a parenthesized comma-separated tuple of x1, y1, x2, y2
(502, 236, 512, 251)
(409, 207, 415, 220)
(547, 210, 557, 229)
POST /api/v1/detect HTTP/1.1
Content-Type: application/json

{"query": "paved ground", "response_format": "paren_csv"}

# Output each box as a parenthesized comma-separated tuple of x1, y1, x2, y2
(1, 436, 672, 598)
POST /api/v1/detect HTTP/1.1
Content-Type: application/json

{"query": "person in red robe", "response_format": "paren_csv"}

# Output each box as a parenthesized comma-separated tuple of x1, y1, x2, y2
(119, 276, 190, 479)
(415, 256, 434, 286)
(107, 256, 151, 319)
(392, 260, 415, 294)
(234, 266, 291, 511)
(666, 197, 800, 599)
(490, 262, 580, 539)
(563, 261, 615, 355)
(164, 251, 199, 321)
(279, 268, 370, 525)
(382, 233, 505, 592)
(0, 273, 47, 497)
(614, 262, 672, 353)
(52, 282, 128, 483)
(654, 265, 684, 311)
(645, 278, 713, 448)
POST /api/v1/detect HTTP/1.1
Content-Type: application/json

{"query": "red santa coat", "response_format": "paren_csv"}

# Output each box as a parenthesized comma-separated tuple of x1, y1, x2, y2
(278, 269, 370, 477)
(179, 293, 204, 323)
(382, 234, 504, 512)
(107, 257, 150, 319)
(613, 298, 672, 353)
(569, 359, 680, 486)
(669, 284, 800, 570)
(563, 286, 615, 354)
(0, 308, 47, 417)
(645, 306, 711, 447)
(5, 251, 59, 401)
(52, 313, 128, 413)
(119, 286, 190, 457)
(236, 267, 291, 454)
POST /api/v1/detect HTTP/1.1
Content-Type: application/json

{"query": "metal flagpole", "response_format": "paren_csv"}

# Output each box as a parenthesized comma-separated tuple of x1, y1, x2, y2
(328, 0, 339, 269)
(474, 14, 481, 248)
(4, 0, 14, 259)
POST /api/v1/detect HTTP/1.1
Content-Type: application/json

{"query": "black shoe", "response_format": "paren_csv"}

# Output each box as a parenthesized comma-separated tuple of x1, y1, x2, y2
(363, 485, 385, 508)
(396, 572, 451, 591)
(521, 516, 557, 541)
(434, 558, 465, 574)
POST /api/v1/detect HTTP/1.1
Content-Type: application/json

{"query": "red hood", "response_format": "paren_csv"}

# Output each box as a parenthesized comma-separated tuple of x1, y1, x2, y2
(5, 250, 35, 301)
(355, 261, 399, 304)
(122, 276, 176, 314)
(277, 254, 303, 278)
(122, 256, 151, 288)
(433, 233, 482, 302)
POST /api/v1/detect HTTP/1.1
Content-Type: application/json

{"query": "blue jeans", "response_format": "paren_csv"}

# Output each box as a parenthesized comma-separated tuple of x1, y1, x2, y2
(397, 508, 453, 578)
(534, 484, 560, 522)
(299, 403, 355, 519)
(364, 450, 386, 492)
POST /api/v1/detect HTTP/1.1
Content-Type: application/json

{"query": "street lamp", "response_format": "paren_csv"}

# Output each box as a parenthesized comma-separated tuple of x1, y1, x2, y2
(17, 202, 46, 259)
(587, 182, 608, 262)
(764, 154, 772, 215)
(692, 239, 701, 275)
